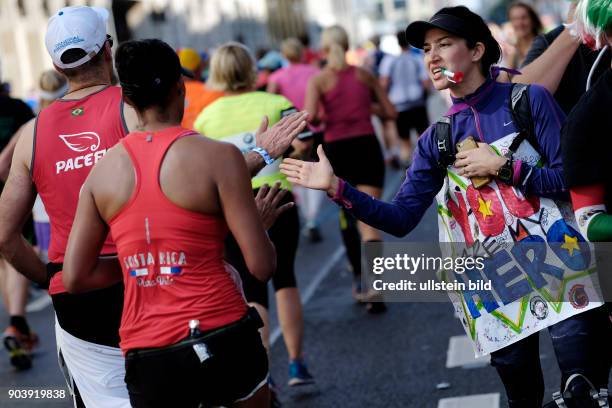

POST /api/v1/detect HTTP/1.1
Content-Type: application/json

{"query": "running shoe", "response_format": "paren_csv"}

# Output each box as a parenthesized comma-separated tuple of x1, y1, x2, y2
(365, 291, 387, 314)
(288, 359, 315, 386)
(3, 325, 38, 370)
(352, 279, 367, 303)
(386, 155, 401, 170)
(366, 300, 387, 314)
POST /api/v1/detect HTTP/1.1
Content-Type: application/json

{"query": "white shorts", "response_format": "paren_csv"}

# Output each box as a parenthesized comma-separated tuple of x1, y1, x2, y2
(55, 319, 130, 408)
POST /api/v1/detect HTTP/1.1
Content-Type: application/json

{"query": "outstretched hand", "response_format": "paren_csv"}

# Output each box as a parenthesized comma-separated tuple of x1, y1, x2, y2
(280, 145, 337, 194)
(254, 182, 294, 230)
(255, 112, 308, 159)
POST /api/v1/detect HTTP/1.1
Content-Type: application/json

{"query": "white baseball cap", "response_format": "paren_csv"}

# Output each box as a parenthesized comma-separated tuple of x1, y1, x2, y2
(45, 6, 109, 69)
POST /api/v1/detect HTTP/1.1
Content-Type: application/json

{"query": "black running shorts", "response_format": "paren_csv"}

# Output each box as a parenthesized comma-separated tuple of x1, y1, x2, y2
(396, 106, 429, 139)
(125, 316, 268, 408)
(324, 134, 385, 189)
(224, 190, 300, 309)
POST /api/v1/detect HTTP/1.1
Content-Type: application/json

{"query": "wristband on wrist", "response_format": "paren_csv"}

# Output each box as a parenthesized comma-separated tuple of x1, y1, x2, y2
(563, 22, 580, 41)
(251, 147, 275, 165)
(329, 178, 352, 209)
(331, 178, 345, 200)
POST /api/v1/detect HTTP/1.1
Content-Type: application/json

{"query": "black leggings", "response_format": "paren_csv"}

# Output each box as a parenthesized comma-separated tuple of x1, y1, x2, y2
(225, 191, 300, 308)
(339, 209, 382, 281)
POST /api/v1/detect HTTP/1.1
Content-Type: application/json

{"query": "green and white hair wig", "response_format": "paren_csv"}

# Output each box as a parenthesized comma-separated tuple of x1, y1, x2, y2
(572, 0, 612, 49)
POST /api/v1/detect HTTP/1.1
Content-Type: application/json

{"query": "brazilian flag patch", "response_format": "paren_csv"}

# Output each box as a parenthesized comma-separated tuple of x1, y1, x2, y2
(71, 107, 84, 116)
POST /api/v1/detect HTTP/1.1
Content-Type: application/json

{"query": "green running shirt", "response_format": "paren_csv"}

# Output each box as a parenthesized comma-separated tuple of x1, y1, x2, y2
(194, 91, 293, 190)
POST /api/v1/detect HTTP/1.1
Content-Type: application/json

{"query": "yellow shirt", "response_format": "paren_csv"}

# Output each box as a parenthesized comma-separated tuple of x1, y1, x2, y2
(194, 91, 293, 190)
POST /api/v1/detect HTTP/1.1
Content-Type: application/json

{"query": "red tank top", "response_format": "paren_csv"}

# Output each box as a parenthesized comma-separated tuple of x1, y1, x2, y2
(109, 127, 247, 353)
(321, 66, 375, 143)
(32, 86, 127, 295)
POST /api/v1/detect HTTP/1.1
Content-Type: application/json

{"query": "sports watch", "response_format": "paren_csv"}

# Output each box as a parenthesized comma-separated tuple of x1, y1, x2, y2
(496, 155, 514, 185)
(251, 147, 275, 165)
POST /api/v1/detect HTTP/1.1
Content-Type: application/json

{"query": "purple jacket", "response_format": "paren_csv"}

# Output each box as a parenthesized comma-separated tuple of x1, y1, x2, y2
(335, 79, 567, 237)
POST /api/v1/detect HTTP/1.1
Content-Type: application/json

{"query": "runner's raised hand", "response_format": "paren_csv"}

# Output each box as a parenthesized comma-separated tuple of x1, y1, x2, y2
(280, 145, 337, 193)
(254, 182, 294, 230)
(255, 111, 309, 159)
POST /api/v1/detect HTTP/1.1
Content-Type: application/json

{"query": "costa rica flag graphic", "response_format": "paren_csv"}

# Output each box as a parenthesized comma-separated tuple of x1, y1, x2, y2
(160, 266, 182, 275)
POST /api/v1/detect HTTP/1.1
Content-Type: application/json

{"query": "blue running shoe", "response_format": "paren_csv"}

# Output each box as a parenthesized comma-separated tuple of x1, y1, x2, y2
(288, 359, 315, 386)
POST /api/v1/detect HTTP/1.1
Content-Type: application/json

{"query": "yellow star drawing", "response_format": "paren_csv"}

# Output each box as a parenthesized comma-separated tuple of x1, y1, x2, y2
(561, 234, 580, 256)
(478, 197, 493, 219)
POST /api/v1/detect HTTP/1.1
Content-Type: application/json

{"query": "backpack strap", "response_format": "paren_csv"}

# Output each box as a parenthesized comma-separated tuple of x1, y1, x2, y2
(435, 116, 454, 170)
(436, 83, 538, 170)
(508, 83, 537, 155)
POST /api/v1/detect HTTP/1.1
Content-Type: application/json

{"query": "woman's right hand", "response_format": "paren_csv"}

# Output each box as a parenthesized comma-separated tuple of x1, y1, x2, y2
(280, 145, 338, 195)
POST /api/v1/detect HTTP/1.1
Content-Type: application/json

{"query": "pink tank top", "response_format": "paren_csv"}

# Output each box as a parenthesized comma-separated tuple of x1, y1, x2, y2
(321, 66, 375, 143)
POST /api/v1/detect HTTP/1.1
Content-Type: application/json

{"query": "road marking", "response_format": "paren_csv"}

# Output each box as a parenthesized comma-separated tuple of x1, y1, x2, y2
(270, 172, 404, 346)
(26, 293, 53, 313)
(438, 393, 500, 408)
(446, 335, 490, 369)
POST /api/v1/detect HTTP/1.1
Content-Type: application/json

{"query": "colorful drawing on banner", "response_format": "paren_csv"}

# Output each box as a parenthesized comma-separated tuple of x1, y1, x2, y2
(435, 133, 603, 357)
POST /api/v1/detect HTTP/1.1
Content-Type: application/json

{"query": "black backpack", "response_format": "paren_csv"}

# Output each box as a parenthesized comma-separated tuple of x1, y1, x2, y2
(435, 83, 538, 170)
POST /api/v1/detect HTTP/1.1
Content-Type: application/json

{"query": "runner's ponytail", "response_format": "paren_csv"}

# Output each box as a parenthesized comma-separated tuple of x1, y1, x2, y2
(322, 26, 349, 71)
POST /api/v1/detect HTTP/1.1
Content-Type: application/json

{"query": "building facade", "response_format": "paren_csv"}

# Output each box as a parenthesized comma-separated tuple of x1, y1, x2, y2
(1, 0, 567, 98)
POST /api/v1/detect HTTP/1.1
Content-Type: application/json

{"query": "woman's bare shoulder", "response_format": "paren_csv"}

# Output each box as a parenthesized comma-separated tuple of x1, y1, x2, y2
(354, 66, 375, 85)
(87, 142, 130, 183)
(171, 134, 244, 170)
(311, 69, 333, 85)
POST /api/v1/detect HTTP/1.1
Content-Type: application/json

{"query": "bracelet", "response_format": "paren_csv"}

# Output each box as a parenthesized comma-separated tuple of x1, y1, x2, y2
(251, 147, 275, 165)
(329, 178, 352, 209)
(330, 178, 345, 201)
(563, 22, 580, 41)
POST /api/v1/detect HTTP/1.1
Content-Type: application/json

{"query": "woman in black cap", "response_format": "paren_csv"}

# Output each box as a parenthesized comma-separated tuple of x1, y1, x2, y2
(282, 5, 611, 407)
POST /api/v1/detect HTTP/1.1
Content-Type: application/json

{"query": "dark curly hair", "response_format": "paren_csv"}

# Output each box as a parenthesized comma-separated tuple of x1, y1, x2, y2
(115, 39, 181, 111)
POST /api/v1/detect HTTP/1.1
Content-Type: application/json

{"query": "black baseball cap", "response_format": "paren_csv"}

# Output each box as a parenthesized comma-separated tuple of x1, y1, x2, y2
(405, 6, 500, 64)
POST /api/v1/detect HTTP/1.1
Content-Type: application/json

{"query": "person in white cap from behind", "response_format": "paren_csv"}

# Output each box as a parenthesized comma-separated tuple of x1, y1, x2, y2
(46, 6, 111, 69)
(0, 6, 133, 408)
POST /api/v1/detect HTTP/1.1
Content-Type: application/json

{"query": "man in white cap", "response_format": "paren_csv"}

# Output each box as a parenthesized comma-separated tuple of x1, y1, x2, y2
(0, 5, 306, 408)
(0, 5, 131, 407)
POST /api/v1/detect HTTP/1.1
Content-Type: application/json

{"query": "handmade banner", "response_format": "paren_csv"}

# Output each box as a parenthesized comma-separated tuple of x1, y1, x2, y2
(435, 133, 603, 356)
